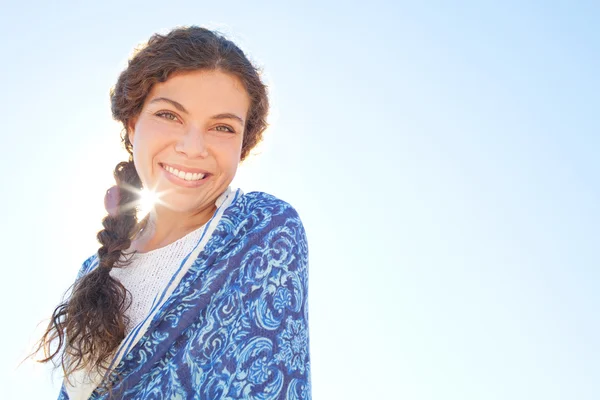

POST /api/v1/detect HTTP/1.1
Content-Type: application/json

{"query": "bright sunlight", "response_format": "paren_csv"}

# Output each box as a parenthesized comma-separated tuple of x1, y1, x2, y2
(138, 188, 160, 218)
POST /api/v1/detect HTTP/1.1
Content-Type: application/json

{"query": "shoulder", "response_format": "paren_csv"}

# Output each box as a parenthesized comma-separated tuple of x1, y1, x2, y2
(75, 252, 99, 281)
(235, 191, 303, 221)
(232, 191, 307, 237)
(223, 190, 308, 248)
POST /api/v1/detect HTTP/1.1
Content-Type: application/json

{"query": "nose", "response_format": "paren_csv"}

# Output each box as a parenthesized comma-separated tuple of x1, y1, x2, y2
(175, 125, 209, 158)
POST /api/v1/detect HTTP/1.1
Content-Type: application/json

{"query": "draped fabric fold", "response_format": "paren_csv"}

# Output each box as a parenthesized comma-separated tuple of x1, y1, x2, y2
(59, 189, 311, 400)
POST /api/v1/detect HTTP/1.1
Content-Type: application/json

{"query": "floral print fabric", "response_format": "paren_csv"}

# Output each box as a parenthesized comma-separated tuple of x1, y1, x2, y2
(58, 191, 311, 399)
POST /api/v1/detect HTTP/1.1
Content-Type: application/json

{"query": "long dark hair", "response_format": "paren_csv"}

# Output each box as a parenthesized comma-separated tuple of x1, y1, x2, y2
(31, 25, 269, 389)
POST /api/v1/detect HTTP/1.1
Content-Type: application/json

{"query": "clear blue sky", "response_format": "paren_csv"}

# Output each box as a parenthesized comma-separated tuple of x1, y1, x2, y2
(1, 1, 598, 398)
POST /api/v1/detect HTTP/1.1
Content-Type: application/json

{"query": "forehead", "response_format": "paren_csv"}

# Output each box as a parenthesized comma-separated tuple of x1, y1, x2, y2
(146, 69, 250, 115)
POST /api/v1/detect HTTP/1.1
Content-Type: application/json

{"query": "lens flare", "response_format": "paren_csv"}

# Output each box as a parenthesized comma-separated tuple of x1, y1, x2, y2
(138, 188, 160, 218)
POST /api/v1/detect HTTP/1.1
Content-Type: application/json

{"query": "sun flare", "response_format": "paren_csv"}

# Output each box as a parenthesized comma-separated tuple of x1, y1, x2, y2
(138, 188, 160, 218)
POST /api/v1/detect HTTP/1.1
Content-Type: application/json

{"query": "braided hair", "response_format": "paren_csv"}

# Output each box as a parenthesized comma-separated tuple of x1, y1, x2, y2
(31, 25, 270, 392)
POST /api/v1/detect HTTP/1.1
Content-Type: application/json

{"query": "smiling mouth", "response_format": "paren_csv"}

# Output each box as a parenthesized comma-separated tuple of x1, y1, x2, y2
(160, 163, 210, 182)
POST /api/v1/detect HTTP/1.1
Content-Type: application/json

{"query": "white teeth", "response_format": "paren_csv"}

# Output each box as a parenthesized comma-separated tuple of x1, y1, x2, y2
(163, 165, 206, 181)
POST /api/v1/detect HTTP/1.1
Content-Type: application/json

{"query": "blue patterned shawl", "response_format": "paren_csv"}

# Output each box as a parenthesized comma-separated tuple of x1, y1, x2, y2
(58, 189, 311, 399)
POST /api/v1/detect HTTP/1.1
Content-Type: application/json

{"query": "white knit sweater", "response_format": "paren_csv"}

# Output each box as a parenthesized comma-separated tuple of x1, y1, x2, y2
(109, 222, 206, 336)
(64, 187, 236, 400)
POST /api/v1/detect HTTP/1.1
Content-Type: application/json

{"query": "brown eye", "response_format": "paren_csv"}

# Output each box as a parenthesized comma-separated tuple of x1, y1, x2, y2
(215, 125, 235, 133)
(156, 111, 178, 121)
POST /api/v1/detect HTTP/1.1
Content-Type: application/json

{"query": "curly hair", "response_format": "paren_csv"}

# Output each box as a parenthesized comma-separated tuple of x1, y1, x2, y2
(31, 25, 270, 393)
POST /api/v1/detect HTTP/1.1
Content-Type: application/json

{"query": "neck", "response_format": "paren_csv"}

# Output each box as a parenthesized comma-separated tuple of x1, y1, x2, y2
(134, 202, 217, 253)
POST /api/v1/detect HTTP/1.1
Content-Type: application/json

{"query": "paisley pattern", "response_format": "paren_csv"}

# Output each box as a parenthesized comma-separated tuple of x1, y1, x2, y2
(58, 192, 311, 399)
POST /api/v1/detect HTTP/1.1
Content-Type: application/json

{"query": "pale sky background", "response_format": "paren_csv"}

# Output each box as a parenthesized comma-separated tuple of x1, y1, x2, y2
(0, 1, 598, 399)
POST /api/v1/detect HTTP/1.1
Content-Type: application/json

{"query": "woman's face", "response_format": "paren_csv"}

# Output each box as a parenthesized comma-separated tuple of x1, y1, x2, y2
(128, 69, 250, 214)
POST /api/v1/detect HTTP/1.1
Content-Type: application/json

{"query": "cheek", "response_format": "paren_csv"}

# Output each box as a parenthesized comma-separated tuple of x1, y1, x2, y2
(211, 137, 243, 171)
(131, 129, 165, 183)
(224, 143, 243, 173)
(131, 144, 150, 186)
(133, 124, 170, 158)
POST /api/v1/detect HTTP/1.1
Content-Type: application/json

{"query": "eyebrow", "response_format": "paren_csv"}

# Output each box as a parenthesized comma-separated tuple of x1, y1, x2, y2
(149, 97, 245, 125)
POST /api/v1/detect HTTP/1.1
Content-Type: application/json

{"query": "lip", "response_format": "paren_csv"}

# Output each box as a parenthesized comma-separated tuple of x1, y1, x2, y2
(159, 163, 211, 188)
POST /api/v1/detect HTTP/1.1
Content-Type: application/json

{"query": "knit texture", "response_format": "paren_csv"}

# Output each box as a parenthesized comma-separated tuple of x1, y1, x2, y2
(110, 223, 206, 336)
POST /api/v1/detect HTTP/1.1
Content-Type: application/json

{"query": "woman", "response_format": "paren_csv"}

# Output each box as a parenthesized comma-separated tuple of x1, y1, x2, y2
(33, 26, 311, 399)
